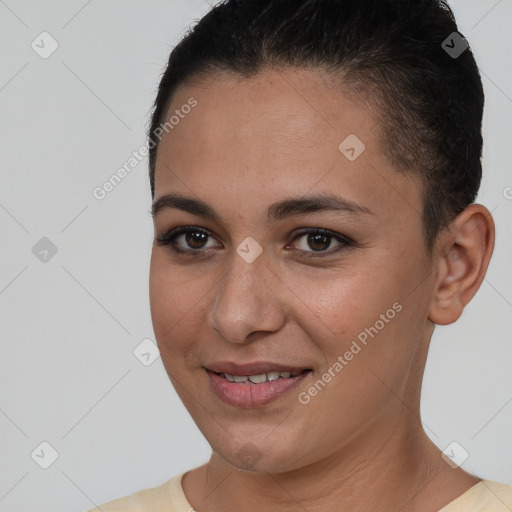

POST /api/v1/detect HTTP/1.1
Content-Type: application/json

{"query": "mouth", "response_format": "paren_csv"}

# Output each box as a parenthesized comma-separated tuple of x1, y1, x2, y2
(210, 369, 308, 384)
(205, 363, 312, 407)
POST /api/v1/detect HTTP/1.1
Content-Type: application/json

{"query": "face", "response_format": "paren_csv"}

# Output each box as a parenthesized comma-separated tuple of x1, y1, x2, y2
(149, 68, 436, 473)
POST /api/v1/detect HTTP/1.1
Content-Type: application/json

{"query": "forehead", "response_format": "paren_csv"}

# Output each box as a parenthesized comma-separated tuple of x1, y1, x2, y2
(160, 67, 372, 167)
(154, 67, 422, 226)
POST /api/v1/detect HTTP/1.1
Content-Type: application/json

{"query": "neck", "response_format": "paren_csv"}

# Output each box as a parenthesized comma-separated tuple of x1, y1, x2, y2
(184, 406, 479, 512)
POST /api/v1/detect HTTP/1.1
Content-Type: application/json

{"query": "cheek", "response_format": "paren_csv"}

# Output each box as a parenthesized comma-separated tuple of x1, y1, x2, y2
(279, 263, 420, 390)
(278, 264, 402, 341)
(149, 254, 202, 358)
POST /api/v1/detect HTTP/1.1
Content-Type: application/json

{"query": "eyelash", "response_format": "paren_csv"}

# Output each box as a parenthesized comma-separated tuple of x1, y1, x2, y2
(155, 226, 354, 259)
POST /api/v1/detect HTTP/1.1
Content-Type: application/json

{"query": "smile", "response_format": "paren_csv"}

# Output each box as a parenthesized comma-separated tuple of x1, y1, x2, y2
(215, 370, 304, 384)
(206, 367, 312, 407)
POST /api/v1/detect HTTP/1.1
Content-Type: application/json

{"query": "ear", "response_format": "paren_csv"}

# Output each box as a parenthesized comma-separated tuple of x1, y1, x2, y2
(428, 204, 495, 325)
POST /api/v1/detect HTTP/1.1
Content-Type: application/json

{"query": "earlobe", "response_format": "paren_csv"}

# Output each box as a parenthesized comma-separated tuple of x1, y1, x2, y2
(428, 204, 495, 326)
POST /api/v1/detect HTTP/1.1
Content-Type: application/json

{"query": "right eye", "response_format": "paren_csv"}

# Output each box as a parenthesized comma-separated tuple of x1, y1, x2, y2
(156, 226, 222, 254)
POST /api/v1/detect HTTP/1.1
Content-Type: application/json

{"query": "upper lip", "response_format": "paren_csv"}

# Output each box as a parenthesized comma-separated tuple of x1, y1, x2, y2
(206, 361, 310, 375)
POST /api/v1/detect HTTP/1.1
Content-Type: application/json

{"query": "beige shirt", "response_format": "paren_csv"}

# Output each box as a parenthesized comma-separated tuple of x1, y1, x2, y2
(88, 473, 512, 512)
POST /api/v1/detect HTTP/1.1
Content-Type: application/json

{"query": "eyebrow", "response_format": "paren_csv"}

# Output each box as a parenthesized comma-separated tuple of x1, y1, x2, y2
(151, 193, 374, 222)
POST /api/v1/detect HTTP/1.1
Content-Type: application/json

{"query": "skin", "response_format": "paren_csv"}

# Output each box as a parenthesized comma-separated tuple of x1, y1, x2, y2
(149, 68, 495, 511)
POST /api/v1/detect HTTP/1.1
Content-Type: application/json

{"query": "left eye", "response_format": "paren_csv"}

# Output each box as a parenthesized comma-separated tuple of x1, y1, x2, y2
(291, 229, 351, 254)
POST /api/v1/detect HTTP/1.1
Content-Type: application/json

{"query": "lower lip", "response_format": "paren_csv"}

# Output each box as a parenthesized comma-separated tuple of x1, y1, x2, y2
(207, 370, 311, 407)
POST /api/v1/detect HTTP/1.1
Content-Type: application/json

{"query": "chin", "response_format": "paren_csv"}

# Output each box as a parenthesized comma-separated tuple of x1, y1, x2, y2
(212, 435, 305, 474)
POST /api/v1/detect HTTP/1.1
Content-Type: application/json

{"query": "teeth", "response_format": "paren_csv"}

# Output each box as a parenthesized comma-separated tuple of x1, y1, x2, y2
(221, 370, 305, 383)
(248, 374, 267, 384)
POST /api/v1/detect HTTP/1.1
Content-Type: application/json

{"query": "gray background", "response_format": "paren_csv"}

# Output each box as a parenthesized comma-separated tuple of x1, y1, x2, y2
(0, 1, 510, 511)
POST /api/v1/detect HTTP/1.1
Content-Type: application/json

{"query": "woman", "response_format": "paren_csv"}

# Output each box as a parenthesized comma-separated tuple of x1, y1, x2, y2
(90, 0, 512, 510)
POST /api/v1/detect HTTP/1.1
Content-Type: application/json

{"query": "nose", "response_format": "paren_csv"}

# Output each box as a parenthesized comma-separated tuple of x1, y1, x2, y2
(208, 249, 286, 344)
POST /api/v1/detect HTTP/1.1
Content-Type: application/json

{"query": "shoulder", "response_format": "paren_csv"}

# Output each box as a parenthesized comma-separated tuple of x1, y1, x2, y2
(86, 472, 194, 512)
(440, 480, 512, 511)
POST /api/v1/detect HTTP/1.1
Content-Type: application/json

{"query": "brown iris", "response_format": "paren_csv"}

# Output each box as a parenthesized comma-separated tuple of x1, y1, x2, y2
(186, 231, 209, 249)
(307, 233, 331, 251)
